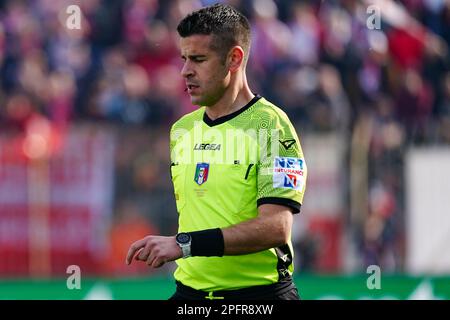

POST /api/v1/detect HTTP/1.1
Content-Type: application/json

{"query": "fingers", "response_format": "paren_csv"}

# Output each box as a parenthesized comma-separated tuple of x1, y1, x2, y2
(146, 246, 167, 268)
(126, 238, 146, 265)
(152, 259, 165, 268)
(126, 235, 175, 268)
(134, 248, 144, 261)
(137, 241, 154, 261)
(147, 251, 165, 269)
(146, 249, 158, 267)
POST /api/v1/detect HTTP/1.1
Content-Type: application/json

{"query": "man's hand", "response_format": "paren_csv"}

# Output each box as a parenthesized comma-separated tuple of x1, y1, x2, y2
(125, 235, 182, 268)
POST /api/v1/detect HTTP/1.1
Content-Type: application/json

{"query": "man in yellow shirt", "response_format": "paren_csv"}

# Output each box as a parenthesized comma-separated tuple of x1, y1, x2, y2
(126, 3, 307, 300)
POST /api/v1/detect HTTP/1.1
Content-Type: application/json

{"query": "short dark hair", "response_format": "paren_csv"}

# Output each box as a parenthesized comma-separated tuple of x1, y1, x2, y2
(177, 3, 251, 65)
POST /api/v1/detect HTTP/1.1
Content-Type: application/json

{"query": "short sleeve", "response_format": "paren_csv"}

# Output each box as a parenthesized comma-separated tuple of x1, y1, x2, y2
(256, 114, 307, 214)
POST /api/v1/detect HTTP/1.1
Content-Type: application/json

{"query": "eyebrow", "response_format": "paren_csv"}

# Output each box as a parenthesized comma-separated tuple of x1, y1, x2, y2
(181, 54, 207, 60)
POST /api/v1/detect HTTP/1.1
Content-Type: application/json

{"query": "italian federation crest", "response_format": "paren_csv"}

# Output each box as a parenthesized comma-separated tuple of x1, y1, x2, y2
(194, 163, 209, 185)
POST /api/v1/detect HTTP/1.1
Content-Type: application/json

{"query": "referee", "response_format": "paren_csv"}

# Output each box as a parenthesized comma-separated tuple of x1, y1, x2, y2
(126, 3, 307, 300)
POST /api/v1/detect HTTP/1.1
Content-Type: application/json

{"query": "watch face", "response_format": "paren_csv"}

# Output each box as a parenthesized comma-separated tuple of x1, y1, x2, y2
(176, 233, 191, 244)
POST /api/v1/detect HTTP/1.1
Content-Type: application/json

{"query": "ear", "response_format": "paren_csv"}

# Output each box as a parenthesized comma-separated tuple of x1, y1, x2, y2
(227, 46, 245, 72)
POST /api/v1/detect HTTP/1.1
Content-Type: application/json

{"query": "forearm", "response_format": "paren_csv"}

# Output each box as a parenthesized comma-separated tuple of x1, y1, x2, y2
(221, 206, 293, 255)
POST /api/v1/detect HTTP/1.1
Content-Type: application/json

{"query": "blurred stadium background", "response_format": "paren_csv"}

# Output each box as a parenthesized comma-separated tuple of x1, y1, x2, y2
(0, 0, 450, 299)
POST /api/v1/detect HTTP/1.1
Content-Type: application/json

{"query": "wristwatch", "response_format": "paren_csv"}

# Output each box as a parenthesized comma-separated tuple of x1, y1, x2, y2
(175, 232, 192, 258)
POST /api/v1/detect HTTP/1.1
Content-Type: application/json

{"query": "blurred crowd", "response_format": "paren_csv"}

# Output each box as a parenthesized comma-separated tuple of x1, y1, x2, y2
(0, 0, 450, 275)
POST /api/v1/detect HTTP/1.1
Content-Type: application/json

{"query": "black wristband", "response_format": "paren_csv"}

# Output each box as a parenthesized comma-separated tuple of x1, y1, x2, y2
(189, 228, 224, 257)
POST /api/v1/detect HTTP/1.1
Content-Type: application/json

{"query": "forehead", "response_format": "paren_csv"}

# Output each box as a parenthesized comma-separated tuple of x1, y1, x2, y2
(180, 34, 215, 55)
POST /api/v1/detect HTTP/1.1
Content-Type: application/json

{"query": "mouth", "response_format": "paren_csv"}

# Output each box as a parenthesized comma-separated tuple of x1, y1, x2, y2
(186, 84, 200, 94)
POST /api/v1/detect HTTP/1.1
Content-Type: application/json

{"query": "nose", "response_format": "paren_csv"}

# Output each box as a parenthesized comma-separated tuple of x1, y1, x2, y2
(181, 61, 194, 78)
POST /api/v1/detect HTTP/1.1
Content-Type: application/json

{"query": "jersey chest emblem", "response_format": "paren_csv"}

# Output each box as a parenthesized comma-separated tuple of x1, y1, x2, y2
(194, 163, 209, 185)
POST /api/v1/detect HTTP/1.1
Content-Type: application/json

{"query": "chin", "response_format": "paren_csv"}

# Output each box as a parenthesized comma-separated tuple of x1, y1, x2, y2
(190, 98, 201, 106)
(190, 96, 206, 106)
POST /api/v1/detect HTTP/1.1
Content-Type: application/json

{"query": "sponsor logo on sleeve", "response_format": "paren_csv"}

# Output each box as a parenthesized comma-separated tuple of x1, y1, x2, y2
(273, 157, 305, 190)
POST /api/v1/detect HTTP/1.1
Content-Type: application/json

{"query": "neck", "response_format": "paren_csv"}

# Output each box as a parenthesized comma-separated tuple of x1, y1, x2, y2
(205, 73, 254, 120)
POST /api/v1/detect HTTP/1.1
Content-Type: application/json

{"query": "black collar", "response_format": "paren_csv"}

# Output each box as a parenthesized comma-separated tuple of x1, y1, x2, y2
(203, 94, 261, 127)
